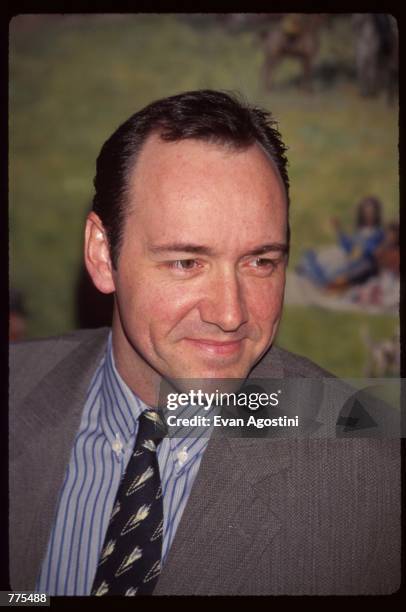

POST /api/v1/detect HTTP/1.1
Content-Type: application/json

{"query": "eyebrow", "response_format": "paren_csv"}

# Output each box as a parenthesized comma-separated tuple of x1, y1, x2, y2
(244, 244, 289, 257)
(148, 242, 289, 257)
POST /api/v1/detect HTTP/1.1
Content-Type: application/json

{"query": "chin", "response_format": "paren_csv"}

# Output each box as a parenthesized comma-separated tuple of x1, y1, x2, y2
(173, 363, 252, 381)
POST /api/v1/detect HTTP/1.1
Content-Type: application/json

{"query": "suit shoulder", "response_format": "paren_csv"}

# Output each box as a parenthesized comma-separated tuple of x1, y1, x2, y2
(273, 345, 335, 378)
(10, 327, 108, 367)
(11, 326, 109, 354)
(10, 327, 110, 403)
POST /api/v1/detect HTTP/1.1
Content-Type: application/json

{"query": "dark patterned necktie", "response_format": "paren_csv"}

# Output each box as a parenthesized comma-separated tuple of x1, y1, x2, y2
(91, 410, 166, 596)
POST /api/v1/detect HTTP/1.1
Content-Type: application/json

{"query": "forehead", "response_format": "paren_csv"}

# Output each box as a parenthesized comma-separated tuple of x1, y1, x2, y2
(129, 133, 285, 193)
(124, 134, 287, 244)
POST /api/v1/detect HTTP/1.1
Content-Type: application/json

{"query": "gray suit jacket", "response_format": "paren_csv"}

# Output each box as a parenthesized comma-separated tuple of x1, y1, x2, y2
(9, 328, 400, 595)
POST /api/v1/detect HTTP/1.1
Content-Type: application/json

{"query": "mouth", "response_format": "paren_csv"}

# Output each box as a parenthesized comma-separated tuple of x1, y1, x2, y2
(183, 338, 244, 357)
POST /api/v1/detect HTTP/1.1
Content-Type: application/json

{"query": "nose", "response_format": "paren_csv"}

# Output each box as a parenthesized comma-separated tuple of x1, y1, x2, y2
(198, 269, 248, 332)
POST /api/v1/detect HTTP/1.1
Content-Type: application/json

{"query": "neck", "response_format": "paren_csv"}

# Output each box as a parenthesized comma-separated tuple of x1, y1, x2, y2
(111, 311, 162, 408)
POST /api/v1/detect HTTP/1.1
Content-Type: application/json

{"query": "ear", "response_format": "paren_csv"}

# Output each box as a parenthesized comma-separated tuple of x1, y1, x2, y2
(84, 212, 115, 294)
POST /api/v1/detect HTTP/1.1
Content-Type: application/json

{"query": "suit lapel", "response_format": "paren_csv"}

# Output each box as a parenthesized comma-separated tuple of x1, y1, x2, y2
(10, 330, 109, 590)
(154, 346, 290, 595)
(154, 433, 292, 595)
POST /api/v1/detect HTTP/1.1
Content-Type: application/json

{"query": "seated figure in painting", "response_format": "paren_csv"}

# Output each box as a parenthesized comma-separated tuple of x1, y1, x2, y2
(297, 195, 385, 290)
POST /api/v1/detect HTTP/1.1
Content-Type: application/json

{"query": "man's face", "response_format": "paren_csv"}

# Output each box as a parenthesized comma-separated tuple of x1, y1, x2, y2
(111, 135, 288, 393)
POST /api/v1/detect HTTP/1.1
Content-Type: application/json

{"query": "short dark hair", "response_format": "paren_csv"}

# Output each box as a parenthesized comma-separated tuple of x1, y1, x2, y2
(355, 195, 382, 228)
(92, 90, 290, 268)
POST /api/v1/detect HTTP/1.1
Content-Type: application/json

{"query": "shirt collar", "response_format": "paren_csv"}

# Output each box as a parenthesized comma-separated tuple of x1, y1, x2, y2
(99, 332, 212, 467)
(166, 402, 212, 474)
(99, 332, 147, 447)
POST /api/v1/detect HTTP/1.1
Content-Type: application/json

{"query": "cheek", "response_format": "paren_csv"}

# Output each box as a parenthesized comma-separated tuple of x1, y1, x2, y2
(245, 276, 285, 325)
(119, 272, 199, 331)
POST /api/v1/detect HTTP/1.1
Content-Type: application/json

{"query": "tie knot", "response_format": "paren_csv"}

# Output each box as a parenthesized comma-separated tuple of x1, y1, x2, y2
(137, 410, 167, 445)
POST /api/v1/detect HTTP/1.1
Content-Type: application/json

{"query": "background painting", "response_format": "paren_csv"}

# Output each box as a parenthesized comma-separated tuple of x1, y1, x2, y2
(9, 13, 399, 377)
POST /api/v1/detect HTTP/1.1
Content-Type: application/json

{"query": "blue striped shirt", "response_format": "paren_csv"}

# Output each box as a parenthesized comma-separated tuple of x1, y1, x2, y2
(36, 333, 210, 595)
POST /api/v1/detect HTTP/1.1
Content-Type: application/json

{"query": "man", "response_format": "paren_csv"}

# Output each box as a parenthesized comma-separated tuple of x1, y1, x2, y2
(10, 90, 400, 596)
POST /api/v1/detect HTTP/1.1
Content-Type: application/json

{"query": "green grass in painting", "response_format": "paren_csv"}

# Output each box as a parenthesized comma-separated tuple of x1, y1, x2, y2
(10, 15, 399, 377)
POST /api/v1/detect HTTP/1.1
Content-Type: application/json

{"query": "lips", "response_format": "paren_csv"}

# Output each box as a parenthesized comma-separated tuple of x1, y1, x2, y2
(184, 338, 244, 356)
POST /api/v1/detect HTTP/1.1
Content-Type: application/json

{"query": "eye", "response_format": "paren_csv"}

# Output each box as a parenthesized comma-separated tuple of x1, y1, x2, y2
(253, 257, 277, 269)
(168, 259, 200, 271)
(247, 257, 281, 275)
